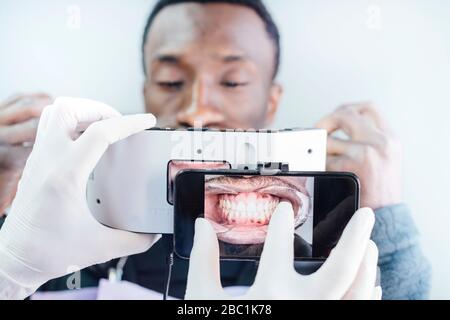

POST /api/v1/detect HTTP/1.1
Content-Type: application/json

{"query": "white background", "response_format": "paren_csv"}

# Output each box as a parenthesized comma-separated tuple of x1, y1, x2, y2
(1, 0, 449, 299)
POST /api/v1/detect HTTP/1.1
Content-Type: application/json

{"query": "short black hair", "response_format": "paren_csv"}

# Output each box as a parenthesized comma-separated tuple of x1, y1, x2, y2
(142, 0, 281, 79)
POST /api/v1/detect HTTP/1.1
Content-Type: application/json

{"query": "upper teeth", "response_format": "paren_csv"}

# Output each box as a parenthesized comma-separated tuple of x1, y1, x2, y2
(218, 195, 279, 225)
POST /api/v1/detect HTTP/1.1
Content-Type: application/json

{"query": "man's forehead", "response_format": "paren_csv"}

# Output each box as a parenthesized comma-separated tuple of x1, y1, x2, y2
(144, 3, 275, 68)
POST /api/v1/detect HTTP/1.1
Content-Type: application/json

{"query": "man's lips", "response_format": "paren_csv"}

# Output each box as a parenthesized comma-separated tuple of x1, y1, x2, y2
(204, 176, 311, 245)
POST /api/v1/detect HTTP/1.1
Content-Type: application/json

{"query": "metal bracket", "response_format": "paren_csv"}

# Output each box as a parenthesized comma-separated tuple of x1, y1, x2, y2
(256, 162, 290, 176)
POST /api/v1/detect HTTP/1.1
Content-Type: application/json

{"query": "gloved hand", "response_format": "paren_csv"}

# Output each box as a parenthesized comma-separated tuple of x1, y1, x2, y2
(186, 202, 381, 300)
(0, 97, 160, 299)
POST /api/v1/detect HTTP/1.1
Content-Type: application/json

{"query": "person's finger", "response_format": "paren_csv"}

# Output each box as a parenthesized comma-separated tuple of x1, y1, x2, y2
(316, 108, 378, 142)
(341, 103, 391, 134)
(185, 218, 226, 300)
(71, 113, 156, 182)
(326, 137, 368, 159)
(313, 208, 375, 299)
(45, 97, 121, 140)
(0, 103, 45, 125)
(0, 93, 51, 110)
(0, 95, 24, 110)
(342, 240, 379, 300)
(0, 118, 40, 145)
(0, 95, 51, 125)
(327, 137, 350, 155)
(315, 108, 362, 136)
(257, 202, 295, 277)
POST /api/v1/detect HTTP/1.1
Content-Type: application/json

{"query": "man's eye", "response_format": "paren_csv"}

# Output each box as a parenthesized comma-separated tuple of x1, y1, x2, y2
(157, 81, 184, 90)
(221, 81, 249, 88)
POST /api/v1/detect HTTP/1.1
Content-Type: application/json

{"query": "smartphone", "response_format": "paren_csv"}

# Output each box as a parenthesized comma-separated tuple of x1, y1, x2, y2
(173, 170, 360, 261)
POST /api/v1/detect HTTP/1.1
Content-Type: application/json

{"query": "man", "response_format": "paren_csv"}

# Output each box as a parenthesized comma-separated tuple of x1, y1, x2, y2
(0, 0, 430, 299)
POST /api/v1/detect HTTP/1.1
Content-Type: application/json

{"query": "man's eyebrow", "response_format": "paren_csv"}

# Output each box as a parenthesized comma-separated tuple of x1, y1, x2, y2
(155, 54, 180, 64)
(222, 55, 247, 63)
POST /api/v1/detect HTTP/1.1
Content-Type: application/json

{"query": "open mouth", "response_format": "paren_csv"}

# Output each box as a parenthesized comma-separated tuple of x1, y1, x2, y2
(205, 176, 311, 245)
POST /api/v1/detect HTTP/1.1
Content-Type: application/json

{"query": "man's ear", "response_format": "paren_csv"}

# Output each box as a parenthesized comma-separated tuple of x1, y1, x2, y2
(265, 83, 283, 126)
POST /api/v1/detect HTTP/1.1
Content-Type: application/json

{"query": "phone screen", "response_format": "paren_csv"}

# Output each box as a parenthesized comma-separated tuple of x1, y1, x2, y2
(174, 171, 359, 261)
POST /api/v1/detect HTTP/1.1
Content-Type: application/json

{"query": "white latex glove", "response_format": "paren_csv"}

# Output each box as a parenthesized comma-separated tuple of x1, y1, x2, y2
(0, 97, 160, 299)
(186, 203, 382, 300)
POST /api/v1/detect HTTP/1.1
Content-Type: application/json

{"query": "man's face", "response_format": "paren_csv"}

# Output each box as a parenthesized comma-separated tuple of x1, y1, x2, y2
(143, 3, 282, 129)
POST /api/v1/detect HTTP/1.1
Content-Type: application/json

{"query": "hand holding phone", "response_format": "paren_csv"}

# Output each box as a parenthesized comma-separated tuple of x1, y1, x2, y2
(185, 205, 381, 300)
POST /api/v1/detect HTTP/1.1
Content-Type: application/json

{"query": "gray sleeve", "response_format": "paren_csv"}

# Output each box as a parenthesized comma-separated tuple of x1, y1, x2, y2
(372, 204, 432, 300)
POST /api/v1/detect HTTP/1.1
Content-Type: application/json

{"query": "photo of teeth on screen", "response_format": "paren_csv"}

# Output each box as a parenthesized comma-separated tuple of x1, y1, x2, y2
(204, 175, 314, 258)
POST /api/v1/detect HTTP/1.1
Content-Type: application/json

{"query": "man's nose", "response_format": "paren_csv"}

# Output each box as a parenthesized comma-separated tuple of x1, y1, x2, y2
(176, 80, 225, 128)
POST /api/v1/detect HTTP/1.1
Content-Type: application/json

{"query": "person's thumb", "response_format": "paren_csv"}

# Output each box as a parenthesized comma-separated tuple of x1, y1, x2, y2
(185, 218, 227, 300)
(71, 113, 156, 183)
